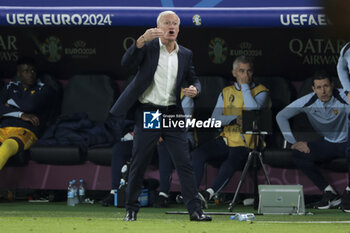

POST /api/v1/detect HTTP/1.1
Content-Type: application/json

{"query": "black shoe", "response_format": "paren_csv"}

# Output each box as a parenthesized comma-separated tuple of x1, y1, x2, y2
(124, 210, 137, 221)
(189, 211, 212, 221)
(100, 193, 114, 207)
(154, 195, 169, 208)
(198, 191, 210, 209)
(340, 190, 350, 213)
(315, 191, 341, 209)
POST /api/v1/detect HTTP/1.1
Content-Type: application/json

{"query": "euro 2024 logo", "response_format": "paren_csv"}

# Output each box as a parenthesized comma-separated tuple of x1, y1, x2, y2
(41, 36, 63, 63)
(143, 110, 162, 129)
(208, 37, 228, 64)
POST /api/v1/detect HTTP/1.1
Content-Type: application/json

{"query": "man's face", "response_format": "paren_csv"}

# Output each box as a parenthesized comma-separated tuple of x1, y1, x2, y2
(157, 14, 180, 41)
(17, 64, 37, 87)
(312, 78, 334, 102)
(232, 62, 253, 85)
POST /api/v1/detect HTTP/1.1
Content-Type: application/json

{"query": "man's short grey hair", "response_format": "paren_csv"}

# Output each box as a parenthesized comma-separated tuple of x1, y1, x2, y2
(232, 56, 254, 70)
(157, 10, 180, 25)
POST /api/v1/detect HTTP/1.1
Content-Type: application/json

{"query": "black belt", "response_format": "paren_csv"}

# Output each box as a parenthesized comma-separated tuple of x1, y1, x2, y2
(141, 103, 177, 113)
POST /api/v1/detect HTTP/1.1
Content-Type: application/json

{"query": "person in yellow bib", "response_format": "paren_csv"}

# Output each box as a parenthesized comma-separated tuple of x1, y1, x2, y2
(191, 56, 269, 208)
(0, 57, 54, 170)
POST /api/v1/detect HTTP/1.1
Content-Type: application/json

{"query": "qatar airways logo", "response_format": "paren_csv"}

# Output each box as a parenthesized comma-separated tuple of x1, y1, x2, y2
(0, 35, 18, 62)
(289, 39, 346, 65)
(143, 110, 221, 130)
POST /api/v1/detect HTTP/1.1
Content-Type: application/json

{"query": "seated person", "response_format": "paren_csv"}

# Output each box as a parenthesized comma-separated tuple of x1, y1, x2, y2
(0, 57, 54, 170)
(191, 56, 269, 208)
(276, 70, 350, 211)
(337, 42, 350, 212)
(337, 41, 350, 103)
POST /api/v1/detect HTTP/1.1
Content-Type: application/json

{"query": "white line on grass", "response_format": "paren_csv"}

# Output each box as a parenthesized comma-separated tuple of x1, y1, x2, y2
(260, 221, 350, 224)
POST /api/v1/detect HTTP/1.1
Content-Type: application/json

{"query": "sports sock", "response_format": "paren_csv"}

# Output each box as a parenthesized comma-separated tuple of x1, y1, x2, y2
(0, 139, 19, 170)
(206, 188, 215, 200)
(324, 185, 337, 195)
(159, 192, 169, 198)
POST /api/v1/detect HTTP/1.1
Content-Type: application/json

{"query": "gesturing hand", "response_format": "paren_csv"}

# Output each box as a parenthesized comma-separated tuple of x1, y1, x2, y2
(143, 28, 164, 42)
(136, 28, 164, 48)
(182, 85, 198, 98)
(291, 141, 310, 154)
(21, 113, 40, 127)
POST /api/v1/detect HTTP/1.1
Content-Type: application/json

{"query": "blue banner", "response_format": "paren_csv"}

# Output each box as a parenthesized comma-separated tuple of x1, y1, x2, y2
(0, 0, 322, 7)
(0, 6, 326, 27)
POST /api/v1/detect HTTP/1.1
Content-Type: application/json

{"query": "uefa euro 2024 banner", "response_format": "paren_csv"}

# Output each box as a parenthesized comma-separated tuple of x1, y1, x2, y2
(0, 0, 328, 27)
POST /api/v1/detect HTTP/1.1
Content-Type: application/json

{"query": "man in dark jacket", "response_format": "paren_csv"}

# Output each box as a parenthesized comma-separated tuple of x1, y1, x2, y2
(110, 11, 211, 221)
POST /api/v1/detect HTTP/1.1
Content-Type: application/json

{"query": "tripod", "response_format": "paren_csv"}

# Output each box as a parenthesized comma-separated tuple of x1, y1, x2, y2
(228, 133, 271, 212)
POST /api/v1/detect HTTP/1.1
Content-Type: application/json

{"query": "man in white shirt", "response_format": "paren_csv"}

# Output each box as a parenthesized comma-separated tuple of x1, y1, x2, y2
(110, 11, 211, 222)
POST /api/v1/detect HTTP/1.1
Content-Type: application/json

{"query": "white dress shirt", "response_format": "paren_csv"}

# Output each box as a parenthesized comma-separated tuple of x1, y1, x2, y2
(139, 38, 179, 106)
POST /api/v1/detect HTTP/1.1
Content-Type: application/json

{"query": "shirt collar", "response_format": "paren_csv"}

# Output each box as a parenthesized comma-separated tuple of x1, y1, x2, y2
(320, 96, 335, 107)
(159, 38, 179, 53)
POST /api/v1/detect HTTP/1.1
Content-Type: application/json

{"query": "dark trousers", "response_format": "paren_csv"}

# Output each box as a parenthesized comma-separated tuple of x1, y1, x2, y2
(157, 140, 193, 194)
(126, 105, 201, 214)
(111, 139, 174, 193)
(191, 137, 250, 192)
(292, 139, 348, 191)
(157, 141, 173, 194)
(111, 141, 133, 189)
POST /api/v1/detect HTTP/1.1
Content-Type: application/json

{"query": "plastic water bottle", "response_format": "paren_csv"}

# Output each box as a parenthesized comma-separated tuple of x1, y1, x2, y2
(71, 180, 79, 205)
(230, 213, 255, 221)
(138, 189, 149, 207)
(67, 181, 75, 206)
(114, 189, 118, 207)
(78, 179, 86, 203)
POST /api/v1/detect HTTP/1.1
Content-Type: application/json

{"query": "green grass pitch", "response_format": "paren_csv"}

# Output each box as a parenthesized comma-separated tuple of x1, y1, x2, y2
(0, 201, 350, 233)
